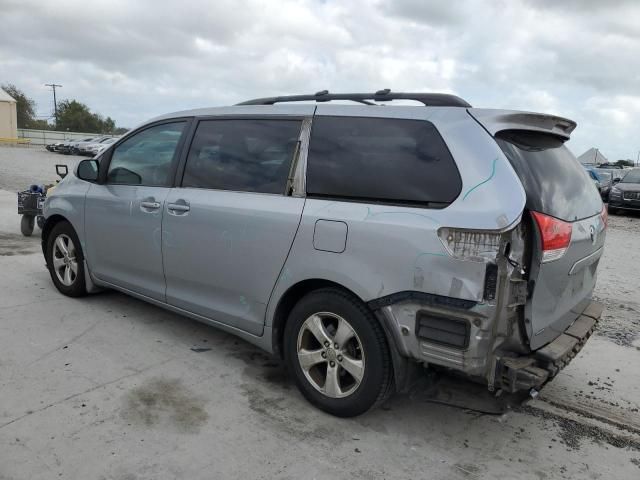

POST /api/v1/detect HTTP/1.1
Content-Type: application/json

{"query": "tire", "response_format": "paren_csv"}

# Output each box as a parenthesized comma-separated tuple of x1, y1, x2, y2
(284, 288, 393, 417)
(45, 221, 87, 297)
(20, 215, 35, 236)
(36, 216, 45, 230)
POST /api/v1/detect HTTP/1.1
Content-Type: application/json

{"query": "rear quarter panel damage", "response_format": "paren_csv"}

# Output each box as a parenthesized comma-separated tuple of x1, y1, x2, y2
(266, 108, 526, 328)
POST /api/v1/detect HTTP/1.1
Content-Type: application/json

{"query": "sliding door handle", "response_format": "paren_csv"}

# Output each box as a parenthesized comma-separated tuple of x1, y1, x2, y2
(140, 201, 161, 210)
(167, 202, 190, 214)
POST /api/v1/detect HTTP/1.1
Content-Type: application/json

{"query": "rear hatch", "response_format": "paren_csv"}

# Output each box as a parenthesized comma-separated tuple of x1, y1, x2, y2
(495, 130, 606, 349)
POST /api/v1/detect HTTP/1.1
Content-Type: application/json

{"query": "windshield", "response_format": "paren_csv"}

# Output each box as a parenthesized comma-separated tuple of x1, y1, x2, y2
(621, 169, 640, 183)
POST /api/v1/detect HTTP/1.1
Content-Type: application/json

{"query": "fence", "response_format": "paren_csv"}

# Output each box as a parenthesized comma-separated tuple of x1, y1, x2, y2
(16, 129, 116, 147)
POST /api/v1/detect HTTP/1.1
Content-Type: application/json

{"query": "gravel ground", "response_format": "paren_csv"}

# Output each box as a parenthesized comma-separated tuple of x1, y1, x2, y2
(1, 146, 639, 479)
(0, 146, 79, 192)
(592, 212, 640, 347)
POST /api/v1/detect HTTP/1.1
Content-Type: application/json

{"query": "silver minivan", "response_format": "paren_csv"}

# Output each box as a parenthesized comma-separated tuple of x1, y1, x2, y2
(42, 91, 606, 417)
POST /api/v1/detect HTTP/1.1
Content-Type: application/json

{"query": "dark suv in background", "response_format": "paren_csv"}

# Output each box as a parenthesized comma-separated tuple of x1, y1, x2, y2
(609, 168, 640, 213)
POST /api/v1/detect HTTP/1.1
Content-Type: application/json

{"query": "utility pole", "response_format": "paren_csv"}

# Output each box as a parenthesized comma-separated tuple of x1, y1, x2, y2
(45, 83, 62, 125)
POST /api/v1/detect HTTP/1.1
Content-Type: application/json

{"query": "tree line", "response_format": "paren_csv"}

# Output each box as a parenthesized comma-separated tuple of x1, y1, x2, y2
(1, 83, 127, 134)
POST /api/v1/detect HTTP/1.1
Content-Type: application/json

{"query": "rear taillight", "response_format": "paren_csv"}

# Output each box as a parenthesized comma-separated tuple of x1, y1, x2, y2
(600, 205, 608, 229)
(531, 211, 572, 263)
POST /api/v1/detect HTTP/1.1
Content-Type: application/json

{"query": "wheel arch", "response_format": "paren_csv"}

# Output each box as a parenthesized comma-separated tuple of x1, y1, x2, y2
(271, 279, 350, 357)
(270, 278, 411, 392)
(41, 214, 70, 257)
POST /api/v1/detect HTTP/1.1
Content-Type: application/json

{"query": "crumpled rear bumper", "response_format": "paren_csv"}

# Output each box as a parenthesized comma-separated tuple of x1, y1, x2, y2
(497, 301, 603, 393)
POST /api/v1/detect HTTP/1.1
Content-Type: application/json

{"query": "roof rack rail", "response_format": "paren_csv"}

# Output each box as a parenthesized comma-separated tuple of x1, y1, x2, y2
(236, 90, 471, 107)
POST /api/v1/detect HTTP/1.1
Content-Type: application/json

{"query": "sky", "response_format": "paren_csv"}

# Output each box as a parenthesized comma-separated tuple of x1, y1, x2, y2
(1, 0, 639, 160)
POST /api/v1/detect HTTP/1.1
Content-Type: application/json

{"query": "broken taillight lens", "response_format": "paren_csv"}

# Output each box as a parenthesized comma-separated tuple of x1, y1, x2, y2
(531, 211, 572, 263)
(438, 228, 502, 262)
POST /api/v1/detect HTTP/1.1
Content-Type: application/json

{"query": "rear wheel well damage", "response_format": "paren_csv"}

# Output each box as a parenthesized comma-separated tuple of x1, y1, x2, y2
(271, 279, 413, 392)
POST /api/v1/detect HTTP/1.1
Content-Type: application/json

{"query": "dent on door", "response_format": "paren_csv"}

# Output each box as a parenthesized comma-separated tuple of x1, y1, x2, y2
(161, 189, 306, 336)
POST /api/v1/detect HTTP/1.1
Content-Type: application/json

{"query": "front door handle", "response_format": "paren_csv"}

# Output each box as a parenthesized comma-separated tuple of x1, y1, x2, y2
(167, 202, 190, 214)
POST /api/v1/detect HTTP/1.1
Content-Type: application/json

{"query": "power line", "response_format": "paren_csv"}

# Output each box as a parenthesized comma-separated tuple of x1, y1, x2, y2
(44, 83, 62, 124)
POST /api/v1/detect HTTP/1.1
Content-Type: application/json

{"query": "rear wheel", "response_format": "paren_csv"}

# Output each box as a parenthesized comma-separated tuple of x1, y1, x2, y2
(20, 215, 35, 236)
(284, 288, 393, 417)
(46, 221, 86, 297)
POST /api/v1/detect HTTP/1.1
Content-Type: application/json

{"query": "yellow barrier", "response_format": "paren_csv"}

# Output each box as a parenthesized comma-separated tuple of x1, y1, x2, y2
(0, 138, 31, 146)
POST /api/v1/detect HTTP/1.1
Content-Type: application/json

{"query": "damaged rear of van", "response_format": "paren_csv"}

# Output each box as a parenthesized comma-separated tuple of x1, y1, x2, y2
(369, 107, 606, 398)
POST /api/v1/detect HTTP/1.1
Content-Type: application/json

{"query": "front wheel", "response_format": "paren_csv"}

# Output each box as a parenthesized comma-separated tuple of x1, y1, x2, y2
(46, 221, 87, 297)
(284, 288, 393, 417)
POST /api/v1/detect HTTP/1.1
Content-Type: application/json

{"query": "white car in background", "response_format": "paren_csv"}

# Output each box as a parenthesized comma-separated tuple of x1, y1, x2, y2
(69, 136, 105, 155)
(88, 136, 119, 156)
(79, 136, 116, 156)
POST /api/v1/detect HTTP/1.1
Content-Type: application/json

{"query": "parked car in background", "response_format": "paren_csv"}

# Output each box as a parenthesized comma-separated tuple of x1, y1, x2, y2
(45, 140, 69, 152)
(608, 168, 640, 214)
(69, 136, 103, 155)
(58, 138, 82, 155)
(596, 166, 628, 183)
(41, 91, 605, 417)
(77, 136, 113, 156)
(596, 171, 612, 200)
(88, 137, 118, 156)
(584, 167, 603, 194)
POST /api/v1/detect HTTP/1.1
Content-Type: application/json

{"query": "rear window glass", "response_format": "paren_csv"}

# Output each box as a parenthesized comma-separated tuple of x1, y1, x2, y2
(306, 116, 461, 206)
(496, 131, 602, 221)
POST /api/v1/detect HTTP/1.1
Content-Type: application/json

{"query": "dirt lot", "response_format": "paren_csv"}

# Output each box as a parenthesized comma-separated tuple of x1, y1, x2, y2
(0, 146, 639, 479)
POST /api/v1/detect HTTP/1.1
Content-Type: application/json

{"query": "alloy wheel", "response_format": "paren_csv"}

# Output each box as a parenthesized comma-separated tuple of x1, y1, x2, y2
(296, 312, 365, 398)
(52, 233, 78, 286)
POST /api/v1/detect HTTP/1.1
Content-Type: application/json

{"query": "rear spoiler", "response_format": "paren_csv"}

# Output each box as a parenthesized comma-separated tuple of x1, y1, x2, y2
(468, 108, 577, 141)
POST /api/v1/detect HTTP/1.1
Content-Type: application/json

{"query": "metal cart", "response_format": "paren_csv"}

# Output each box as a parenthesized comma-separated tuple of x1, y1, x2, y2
(16, 164, 68, 236)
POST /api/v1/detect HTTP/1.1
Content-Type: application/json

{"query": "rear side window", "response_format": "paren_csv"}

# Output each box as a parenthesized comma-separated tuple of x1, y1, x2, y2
(182, 119, 302, 194)
(306, 117, 461, 206)
(496, 131, 602, 221)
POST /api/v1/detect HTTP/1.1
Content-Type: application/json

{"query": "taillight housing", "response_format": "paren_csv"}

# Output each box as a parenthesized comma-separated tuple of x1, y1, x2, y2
(438, 227, 502, 262)
(531, 211, 573, 263)
(600, 204, 608, 229)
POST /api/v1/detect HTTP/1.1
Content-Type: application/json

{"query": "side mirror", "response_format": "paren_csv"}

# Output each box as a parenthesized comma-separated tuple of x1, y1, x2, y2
(77, 159, 99, 182)
(612, 178, 621, 184)
(55, 164, 68, 179)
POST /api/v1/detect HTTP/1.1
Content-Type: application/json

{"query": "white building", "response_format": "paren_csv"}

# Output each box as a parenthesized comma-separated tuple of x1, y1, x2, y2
(0, 87, 18, 139)
(577, 147, 608, 166)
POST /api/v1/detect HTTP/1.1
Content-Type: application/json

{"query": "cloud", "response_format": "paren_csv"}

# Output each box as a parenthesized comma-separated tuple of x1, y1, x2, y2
(0, 0, 638, 159)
